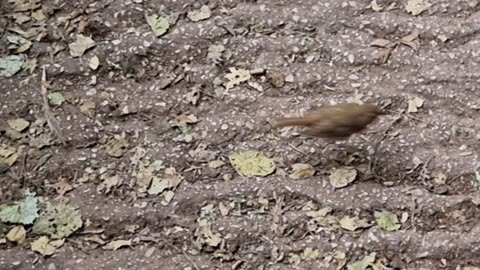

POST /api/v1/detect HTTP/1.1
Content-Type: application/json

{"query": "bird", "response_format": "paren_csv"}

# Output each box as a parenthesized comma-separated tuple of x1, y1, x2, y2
(272, 103, 384, 141)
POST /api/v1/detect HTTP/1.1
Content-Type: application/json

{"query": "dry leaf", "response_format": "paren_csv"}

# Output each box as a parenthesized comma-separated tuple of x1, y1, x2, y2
(400, 32, 420, 50)
(224, 67, 251, 90)
(289, 163, 316, 180)
(89, 56, 100, 70)
(187, 5, 212, 22)
(0, 146, 18, 167)
(31, 236, 64, 256)
(106, 133, 129, 157)
(7, 226, 26, 244)
(370, 38, 395, 48)
(8, 118, 30, 132)
(219, 202, 230, 216)
(329, 167, 357, 188)
(208, 160, 225, 168)
(103, 239, 132, 250)
(69, 34, 96, 57)
(79, 99, 96, 117)
(207, 44, 225, 64)
(407, 97, 424, 113)
(271, 71, 285, 88)
(185, 86, 201, 105)
(339, 216, 370, 231)
(405, 0, 432, 16)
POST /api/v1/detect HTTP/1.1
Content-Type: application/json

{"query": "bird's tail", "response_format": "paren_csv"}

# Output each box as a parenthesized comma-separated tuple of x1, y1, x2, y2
(272, 117, 314, 128)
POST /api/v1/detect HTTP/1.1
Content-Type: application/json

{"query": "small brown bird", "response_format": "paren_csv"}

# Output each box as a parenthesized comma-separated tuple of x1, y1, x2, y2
(272, 103, 384, 140)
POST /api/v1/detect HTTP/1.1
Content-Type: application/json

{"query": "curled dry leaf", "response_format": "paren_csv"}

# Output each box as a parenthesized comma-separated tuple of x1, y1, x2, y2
(271, 71, 286, 88)
(146, 14, 170, 37)
(79, 99, 96, 117)
(329, 167, 357, 188)
(8, 118, 30, 132)
(187, 5, 212, 22)
(405, 0, 432, 16)
(207, 44, 225, 64)
(103, 239, 132, 250)
(400, 32, 420, 51)
(289, 163, 316, 180)
(7, 225, 26, 244)
(224, 67, 251, 90)
(339, 216, 370, 231)
(301, 247, 321, 261)
(106, 133, 129, 158)
(374, 210, 401, 231)
(185, 85, 201, 105)
(370, 39, 395, 48)
(0, 146, 19, 168)
(89, 56, 100, 70)
(346, 253, 376, 270)
(31, 236, 65, 256)
(69, 34, 96, 57)
(407, 97, 424, 113)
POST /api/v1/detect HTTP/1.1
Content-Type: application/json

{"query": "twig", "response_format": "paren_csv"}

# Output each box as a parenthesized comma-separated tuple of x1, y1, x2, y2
(40, 66, 66, 145)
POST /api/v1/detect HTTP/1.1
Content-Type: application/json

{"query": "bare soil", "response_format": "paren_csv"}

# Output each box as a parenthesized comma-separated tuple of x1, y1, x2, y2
(2, 0, 480, 269)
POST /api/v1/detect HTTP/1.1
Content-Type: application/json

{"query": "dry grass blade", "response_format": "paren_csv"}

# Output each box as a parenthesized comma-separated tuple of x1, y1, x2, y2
(41, 66, 66, 145)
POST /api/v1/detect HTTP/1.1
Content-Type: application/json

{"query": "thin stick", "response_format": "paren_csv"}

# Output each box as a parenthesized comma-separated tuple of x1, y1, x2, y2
(41, 66, 66, 145)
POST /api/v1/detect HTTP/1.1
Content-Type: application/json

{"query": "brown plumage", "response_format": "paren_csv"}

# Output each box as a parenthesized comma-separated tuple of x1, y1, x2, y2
(273, 103, 384, 140)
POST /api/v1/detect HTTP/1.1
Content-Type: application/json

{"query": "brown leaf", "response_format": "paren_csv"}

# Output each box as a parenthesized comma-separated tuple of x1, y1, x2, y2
(370, 38, 395, 48)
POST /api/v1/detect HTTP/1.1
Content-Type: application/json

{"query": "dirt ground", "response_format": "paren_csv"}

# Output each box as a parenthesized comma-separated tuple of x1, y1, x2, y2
(2, 0, 480, 269)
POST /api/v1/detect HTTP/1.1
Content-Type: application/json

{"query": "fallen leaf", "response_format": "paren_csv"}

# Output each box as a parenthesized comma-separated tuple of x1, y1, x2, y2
(229, 150, 276, 177)
(224, 67, 251, 90)
(8, 118, 30, 132)
(371, 47, 394, 64)
(0, 193, 38, 225)
(301, 247, 321, 261)
(6, 226, 26, 244)
(370, 0, 384, 11)
(305, 207, 332, 218)
(289, 163, 316, 180)
(347, 253, 376, 270)
(0, 55, 24, 77)
(339, 216, 370, 231)
(208, 160, 225, 168)
(106, 133, 129, 157)
(31, 9, 47, 21)
(69, 34, 96, 57)
(271, 71, 286, 88)
(196, 218, 222, 247)
(407, 97, 424, 113)
(147, 177, 170, 195)
(146, 14, 170, 37)
(370, 38, 395, 48)
(32, 203, 83, 239)
(400, 32, 420, 50)
(79, 99, 96, 117)
(51, 180, 74, 197)
(187, 5, 212, 22)
(405, 0, 432, 16)
(329, 167, 357, 188)
(374, 210, 401, 231)
(6, 34, 32, 53)
(103, 239, 132, 250)
(89, 56, 100, 70)
(185, 85, 201, 105)
(163, 190, 175, 204)
(31, 236, 64, 256)
(207, 44, 225, 64)
(98, 174, 122, 194)
(47, 92, 65, 106)
(219, 202, 230, 216)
